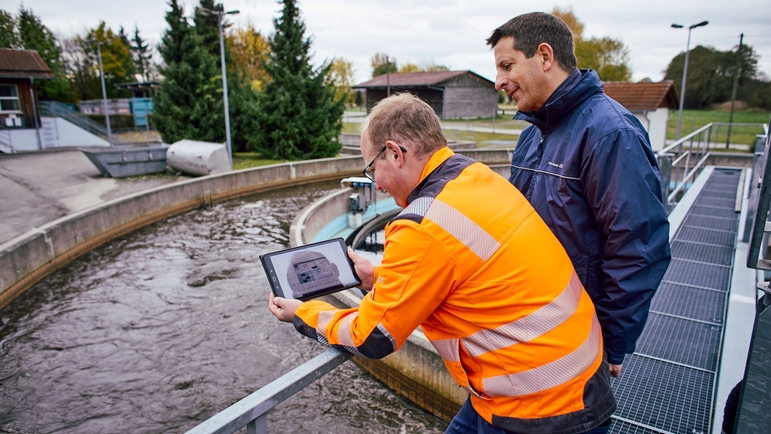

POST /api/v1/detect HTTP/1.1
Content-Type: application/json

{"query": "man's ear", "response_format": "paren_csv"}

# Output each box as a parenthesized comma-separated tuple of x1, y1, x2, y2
(536, 43, 556, 72)
(385, 140, 406, 167)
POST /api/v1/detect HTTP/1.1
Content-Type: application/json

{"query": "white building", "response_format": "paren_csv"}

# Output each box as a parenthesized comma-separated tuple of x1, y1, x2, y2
(604, 80, 679, 152)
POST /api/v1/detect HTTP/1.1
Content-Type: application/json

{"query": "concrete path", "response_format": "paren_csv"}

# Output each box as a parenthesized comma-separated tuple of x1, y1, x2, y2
(0, 150, 188, 245)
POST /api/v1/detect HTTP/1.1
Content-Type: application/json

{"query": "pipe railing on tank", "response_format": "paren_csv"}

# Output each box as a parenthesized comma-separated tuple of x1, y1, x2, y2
(185, 348, 352, 434)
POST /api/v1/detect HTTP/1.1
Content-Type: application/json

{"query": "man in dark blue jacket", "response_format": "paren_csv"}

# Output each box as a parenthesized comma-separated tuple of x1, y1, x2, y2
(487, 12, 671, 378)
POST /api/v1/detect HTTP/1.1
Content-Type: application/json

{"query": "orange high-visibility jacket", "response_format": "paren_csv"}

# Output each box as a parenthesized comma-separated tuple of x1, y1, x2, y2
(294, 148, 616, 433)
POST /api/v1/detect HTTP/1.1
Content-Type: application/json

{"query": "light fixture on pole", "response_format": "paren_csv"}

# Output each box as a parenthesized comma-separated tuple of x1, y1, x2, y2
(199, 4, 240, 165)
(89, 38, 113, 146)
(671, 20, 708, 140)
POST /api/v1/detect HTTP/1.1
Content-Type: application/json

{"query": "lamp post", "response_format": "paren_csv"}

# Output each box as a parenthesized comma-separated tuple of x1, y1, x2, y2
(671, 20, 708, 140)
(90, 38, 113, 146)
(199, 5, 240, 165)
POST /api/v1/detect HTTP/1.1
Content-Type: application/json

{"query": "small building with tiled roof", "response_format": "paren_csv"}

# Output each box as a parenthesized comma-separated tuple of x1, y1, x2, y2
(0, 49, 54, 131)
(603, 80, 679, 151)
(353, 71, 497, 120)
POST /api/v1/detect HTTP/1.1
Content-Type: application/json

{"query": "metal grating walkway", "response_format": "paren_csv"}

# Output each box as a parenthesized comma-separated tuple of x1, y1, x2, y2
(609, 168, 742, 434)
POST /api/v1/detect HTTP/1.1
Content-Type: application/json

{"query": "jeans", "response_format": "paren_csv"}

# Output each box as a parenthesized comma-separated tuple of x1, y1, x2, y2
(446, 397, 611, 434)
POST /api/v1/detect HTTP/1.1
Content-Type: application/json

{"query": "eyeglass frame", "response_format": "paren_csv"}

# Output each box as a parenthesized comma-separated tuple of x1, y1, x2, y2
(361, 144, 407, 182)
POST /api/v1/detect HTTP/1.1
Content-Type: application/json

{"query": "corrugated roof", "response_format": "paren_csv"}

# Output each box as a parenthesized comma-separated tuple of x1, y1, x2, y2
(0, 49, 55, 79)
(353, 70, 493, 88)
(603, 80, 679, 111)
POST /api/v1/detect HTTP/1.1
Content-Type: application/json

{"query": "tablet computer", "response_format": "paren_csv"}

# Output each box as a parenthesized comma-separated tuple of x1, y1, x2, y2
(260, 238, 362, 301)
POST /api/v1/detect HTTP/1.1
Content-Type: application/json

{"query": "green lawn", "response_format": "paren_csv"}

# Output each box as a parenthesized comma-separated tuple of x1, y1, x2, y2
(232, 152, 290, 170)
(667, 109, 770, 146)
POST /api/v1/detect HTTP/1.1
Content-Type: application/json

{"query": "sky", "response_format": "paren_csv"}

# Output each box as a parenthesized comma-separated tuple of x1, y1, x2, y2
(3, 0, 771, 86)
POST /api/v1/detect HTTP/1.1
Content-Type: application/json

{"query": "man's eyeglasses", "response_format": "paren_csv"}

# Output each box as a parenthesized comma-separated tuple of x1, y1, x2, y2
(362, 145, 406, 182)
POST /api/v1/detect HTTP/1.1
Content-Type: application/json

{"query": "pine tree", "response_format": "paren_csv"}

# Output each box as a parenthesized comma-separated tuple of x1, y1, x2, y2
(130, 25, 153, 82)
(251, 0, 344, 160)
(153, 0, 221, 144)
(17, 6, 72, 101)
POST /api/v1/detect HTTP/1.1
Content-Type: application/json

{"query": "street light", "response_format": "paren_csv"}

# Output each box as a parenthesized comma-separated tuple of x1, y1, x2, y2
(89, 38, 113, 146)
(671, 20, 708, 140)
(199, 5, 240, 165)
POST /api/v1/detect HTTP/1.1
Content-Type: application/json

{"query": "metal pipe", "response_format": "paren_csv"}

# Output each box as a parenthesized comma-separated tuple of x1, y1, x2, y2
(96, 41, 113, 146)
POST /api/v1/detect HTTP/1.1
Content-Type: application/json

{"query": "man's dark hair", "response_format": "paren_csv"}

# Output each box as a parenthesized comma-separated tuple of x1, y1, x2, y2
(486, 12, 577, 73)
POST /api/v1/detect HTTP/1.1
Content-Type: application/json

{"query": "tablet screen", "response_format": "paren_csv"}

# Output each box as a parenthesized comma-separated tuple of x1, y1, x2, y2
(260, 238, 361, 301)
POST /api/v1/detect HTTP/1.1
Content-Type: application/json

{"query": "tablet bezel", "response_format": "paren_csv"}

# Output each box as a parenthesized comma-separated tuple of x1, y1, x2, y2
(260, 238, 362, 301)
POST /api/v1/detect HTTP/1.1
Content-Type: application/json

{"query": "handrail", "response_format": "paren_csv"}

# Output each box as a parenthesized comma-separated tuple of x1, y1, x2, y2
(39, 101, 108, 139)
(185, 348, 352, 434)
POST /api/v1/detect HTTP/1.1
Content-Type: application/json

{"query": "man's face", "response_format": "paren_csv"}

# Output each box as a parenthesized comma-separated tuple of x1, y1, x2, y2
(493, 36, 550, 113)
(359, 129, 409, 208)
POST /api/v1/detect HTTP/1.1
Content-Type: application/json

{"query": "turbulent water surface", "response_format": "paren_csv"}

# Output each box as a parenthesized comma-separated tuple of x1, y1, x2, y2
(0, 181, 447, 434)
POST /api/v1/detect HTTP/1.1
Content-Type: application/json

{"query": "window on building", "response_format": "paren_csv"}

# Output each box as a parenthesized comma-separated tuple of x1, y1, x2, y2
(0, 85, 21, 112)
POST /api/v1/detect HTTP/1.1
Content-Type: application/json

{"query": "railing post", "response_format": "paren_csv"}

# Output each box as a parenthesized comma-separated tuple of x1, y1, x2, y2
(657, 153, 673, 208)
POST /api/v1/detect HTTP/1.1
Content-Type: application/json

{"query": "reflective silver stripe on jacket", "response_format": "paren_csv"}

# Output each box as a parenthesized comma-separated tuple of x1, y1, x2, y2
(462, 272, 584, 358)
(483, 318, 601, 397)
(318, 310, 397, 354)
(317, 310, 335, 340)
(399, 197, 500, 261)
(430, 272, 583, 362)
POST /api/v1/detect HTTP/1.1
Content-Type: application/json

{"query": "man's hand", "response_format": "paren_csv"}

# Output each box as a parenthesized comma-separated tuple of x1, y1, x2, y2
(347, 248, 374, 290)
(269, 293, 302, 323)
(609, 364, 623, 378)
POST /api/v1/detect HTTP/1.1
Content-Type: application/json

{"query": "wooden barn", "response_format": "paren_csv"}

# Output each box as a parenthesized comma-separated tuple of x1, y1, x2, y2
(603, 80, 679, 151)
(353, 71, 497, 120)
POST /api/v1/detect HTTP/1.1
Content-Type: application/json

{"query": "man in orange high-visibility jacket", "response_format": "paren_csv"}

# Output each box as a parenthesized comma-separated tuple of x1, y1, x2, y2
(269, 93, 616, 434)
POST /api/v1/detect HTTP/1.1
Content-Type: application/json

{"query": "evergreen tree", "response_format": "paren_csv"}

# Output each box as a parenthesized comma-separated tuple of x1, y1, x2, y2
(0, 10, 20, 48)
(17, 6, 72, 101)
(130, 25, 153, 82)
(153, 0, 223, 144)
(251, 0, 344, 160)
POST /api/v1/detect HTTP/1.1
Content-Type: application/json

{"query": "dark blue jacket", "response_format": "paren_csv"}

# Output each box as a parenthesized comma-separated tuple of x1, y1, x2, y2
(509, 69, 672, 365)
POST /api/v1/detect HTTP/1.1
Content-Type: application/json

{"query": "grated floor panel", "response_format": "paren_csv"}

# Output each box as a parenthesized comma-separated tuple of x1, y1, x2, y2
(670, 240, 733, 265)
(609, 168, 740, 434)
(663, 258, 731, 290)
(682, 214, 740, 233)
(635, 313, 721, 371)
(651, 282, 726, 324)
(611, 355, 713, 434)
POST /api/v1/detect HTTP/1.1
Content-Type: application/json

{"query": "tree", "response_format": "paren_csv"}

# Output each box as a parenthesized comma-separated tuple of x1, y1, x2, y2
(327, 57, 354, 103)
(153, 0, 222, 144)
(16, 6, 72, 101)
(82, 22, 135, 97)
(227, 23, 271, 91)
(131, 25, 154, 81)
(550, 7, 631, 82)
(250, 0, 344, 160)
(399, 63, 422, 73)
(371, 52, 397, 77)
(664, 43, 760, 109)
(0, 10, 20, 49)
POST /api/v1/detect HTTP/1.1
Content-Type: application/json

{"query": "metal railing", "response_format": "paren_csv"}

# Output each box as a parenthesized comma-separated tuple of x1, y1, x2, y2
(39, 100, 108, 139)
(735, 116, 771, 433)
(0, 125, 14, 153)
(185, 349, 352, 434)
(657, 122, 768, 209)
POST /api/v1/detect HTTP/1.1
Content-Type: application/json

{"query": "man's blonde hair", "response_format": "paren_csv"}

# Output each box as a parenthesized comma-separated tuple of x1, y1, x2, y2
(361, 93, 446, 157)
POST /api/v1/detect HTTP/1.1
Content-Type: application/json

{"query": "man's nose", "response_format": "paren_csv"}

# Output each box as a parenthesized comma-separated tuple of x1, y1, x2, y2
(494, 73, 508, 91)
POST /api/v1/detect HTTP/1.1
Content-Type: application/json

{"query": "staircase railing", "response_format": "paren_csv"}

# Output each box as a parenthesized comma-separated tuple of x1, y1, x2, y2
(39, 101, 108, 139)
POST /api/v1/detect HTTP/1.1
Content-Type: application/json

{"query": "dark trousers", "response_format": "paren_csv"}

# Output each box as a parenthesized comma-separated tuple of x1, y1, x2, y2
(446, 397, 611, 434)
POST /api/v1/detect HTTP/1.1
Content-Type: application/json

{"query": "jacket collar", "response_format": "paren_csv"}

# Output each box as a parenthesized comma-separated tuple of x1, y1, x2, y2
(514, 69, 604, 134)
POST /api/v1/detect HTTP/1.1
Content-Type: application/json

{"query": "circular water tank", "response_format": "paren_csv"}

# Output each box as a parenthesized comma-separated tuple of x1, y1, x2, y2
(166, 139, 232, 176)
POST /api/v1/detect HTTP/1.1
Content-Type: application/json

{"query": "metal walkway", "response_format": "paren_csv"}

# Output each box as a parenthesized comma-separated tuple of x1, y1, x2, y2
(610, 168, 743, 434)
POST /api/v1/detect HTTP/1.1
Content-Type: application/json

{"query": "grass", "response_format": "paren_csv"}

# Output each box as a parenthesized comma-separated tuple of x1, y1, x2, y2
(667, 109, 770, 146)
(232, 152, 290, 170)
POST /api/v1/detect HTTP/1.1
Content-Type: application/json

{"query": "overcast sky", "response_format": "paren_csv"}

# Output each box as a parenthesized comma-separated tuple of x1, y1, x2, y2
(3, 0, 771, 86)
